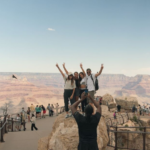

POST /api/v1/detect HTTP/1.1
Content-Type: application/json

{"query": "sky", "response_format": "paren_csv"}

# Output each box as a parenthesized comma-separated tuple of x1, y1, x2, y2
(0, 0, 150, 76)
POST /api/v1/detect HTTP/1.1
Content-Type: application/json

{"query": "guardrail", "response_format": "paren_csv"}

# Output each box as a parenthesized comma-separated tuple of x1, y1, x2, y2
(107, 126, 150, 150)
(105, 113, 150, 150)
(0, 115, 7, 142)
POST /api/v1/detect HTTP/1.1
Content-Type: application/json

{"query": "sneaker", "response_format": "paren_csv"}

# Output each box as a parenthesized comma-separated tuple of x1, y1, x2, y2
(65, 114, 69, 118)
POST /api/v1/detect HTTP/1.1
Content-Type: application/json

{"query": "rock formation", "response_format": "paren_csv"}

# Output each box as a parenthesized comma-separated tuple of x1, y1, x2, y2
(115, 97, 139, 110)
(45, 112, 109, 150)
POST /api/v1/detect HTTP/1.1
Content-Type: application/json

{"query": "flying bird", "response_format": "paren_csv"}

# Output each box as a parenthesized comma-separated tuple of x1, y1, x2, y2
(12, 75, 17, 79)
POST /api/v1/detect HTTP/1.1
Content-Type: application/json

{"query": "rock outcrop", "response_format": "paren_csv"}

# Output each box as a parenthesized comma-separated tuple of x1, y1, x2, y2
(46, 112, 109, 150)
(102, 94, 116, 110)
(115, 97, 139, 110)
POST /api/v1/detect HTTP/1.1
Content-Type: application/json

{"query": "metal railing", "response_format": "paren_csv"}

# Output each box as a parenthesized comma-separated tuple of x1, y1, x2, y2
(0, 115, 7, 142)
(107, 126, 150, 150)
(105, 113, 150, 150)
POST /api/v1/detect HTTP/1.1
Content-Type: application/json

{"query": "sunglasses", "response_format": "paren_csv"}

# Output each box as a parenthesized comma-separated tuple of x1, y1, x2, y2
(87, 71, 91, 73)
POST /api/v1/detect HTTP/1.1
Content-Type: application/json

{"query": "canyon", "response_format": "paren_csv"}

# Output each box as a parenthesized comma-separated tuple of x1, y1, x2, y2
(0, 73, 149, 114)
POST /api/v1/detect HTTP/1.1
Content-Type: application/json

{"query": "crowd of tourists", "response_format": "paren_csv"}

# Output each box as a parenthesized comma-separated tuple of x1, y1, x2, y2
(132, 104, 150, 117)
(7, 103, 60, 132)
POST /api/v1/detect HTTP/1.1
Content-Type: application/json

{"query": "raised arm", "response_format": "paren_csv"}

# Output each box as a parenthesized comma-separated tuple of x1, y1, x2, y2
(95, 64, 104, 77)
(88, 94, 101, 114)
(80, 63, 86, 77)
(56, 64, 65, 77)
(71, 93, 87, 115)
(63, 63, 69, 75)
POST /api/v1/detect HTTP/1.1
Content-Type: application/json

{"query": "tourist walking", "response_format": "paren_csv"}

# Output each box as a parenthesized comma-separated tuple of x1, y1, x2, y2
(27, 107, 30, 122)
(80, 64, 104, 106)
(99, 97, 102, 105)
(30, 114, 38, 131)
(71, 93, 101, 150)
(63, 63, 80, 102)
(79, 64, 88, 115)
(39, 105, 42, 118)
(41, 105, 46, 118)
(47, 104, 52, 117)
(56, 63, 76, 118)
(30, 104, 35, 115)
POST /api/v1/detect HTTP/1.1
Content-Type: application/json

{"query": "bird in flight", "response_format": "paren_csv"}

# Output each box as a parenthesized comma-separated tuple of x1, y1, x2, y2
(12, 74, 17, 79)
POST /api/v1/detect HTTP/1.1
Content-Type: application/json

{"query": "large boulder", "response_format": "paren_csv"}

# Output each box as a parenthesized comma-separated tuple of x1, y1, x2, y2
(47, 112, 109, 150)
(102, 94, 114, 105)
(115, 97, 138, 110)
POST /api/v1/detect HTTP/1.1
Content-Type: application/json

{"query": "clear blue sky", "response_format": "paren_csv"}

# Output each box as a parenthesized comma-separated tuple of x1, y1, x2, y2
(0, 0, 150, 76)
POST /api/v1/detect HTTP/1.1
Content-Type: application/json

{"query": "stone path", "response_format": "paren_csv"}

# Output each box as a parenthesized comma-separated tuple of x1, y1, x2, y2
(0, 116, 56, 150)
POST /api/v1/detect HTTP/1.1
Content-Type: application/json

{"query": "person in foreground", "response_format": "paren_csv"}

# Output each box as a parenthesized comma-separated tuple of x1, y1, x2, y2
(71, 93, 101, 150)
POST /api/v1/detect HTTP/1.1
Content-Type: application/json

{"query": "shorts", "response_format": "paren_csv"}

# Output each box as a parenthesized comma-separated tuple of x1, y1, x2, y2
(75, 88, 80, 97)
(36, 112, 40, 114)
(114, 116, 116, 119)
(43, 110, 46, 114)
(87, 91, 95, 103)
(118, 109, 120, 112)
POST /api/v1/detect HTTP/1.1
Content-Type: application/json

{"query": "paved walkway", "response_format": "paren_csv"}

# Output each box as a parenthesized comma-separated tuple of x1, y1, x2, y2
(0, 116, 56, 150)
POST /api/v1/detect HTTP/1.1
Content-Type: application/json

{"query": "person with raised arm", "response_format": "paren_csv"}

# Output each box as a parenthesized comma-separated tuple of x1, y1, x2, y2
(71, 93, 101, 150)
(79, 63, 87, 115)
(63, 63, 80, 102)
(80, 64, 104, 105)
(56, 63, 76, 118)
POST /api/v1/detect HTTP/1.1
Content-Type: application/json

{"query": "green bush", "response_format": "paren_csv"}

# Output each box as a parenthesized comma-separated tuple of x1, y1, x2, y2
(124, 124, 128, 127)
(132, 116, 138, 123)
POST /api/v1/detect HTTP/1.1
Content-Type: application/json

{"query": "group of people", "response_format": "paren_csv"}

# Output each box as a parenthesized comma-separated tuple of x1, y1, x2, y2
(56, 63, 104, 118)
(132, 104, 150, 117)
(11, 103, 60, 132)
(56, 63, 104, 150)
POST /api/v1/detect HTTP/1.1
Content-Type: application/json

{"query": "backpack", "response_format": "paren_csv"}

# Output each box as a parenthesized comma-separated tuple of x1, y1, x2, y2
(91, 75, 99, 91)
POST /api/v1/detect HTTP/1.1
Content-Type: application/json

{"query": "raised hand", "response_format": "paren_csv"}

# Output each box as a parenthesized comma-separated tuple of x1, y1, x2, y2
(56, 63, 59, 68)
(63, 63, 65, 67)
(101, 64, 104, 69)
(80, 63, 83, 68)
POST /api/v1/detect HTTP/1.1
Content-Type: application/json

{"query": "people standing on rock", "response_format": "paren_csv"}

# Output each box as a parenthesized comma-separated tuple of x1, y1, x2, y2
(80, 64, 104, 113)
(20, 112, 26, 131)
(79, 64, 88, 115)
(117, 105, 121, 115)
(47, 104, 52, 117)
(30, 114, 38, 131)
(27, 107, 30, 122)
(56, 63, 76, 118)
(15, 114, 21, 131)
(41, 105, 46, 118)
(30, 104, 35, 116)
(71, 92, 101, 150)
(63, 63, 80, 102)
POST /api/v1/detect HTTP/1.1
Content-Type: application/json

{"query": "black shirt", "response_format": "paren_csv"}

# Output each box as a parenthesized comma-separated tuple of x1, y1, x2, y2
(117, 105, 121, 110)
(42, 106, 46, 111)
(75, 79, 80, 88)
(73, 112, 101, 141)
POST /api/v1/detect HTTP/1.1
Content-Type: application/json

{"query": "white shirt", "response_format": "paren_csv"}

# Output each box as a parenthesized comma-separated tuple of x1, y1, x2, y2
(86, 74, 95, 91)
